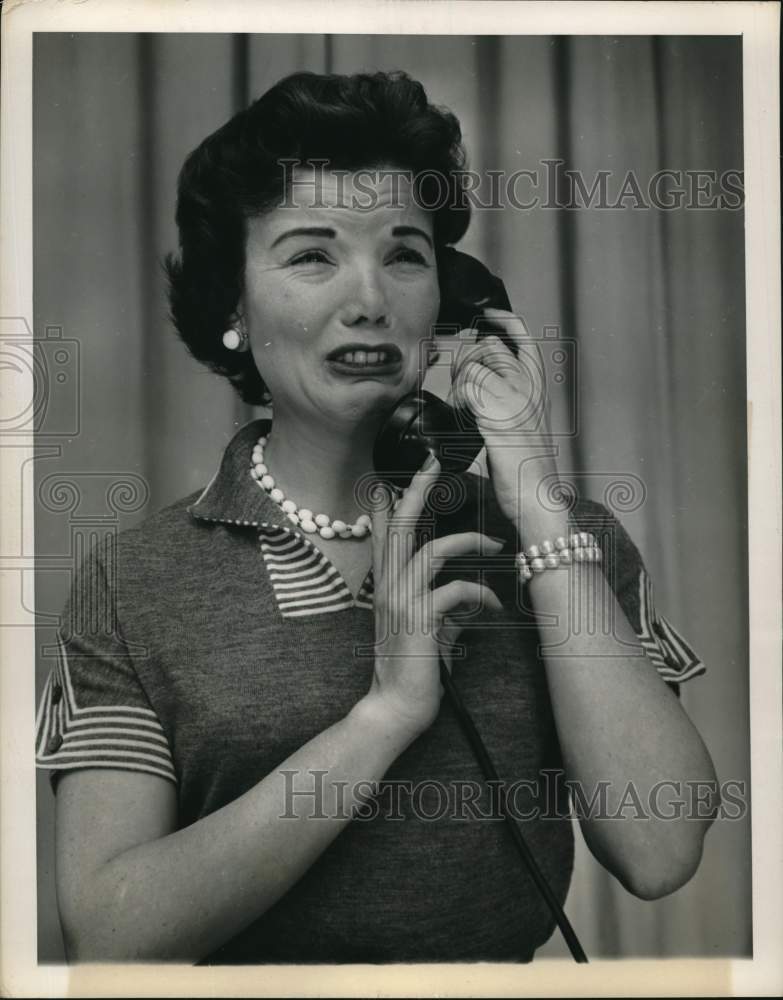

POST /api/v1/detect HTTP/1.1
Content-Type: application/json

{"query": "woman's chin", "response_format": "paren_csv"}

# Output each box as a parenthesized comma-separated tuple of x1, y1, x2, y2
(323, 365, 418, 404)
(317, 385, 413, 429)
(338, 391, 402, 422)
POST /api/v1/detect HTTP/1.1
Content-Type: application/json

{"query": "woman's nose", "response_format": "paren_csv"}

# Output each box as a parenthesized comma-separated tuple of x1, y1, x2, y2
(341, 266, 389, 327)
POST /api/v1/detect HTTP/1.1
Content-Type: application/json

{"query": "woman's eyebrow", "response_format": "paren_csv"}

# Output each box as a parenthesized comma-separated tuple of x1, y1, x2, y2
(269, 224, 433, 250)
(270, 226, 335, 248)
(391, 226, 433, 249)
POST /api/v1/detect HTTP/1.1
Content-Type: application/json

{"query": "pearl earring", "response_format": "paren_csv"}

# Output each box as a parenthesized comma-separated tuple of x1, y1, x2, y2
(222, 328, 247, 351)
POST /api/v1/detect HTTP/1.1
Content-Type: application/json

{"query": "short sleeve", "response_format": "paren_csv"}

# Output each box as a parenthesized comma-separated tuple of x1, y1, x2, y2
(35, 542, 177, 789)
(571, 500, 706, 689)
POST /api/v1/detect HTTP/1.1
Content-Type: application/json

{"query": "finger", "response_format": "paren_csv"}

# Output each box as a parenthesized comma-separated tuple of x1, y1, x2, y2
(470, 335, 519, 375)
(451, 359, 507, 420)
(407, 531, 504, 596)
(449, 329, 480, 384)
(472, 340, 546, 381)
(385, 455, 441, 584)
(430, 579, 504, 620)
(454, 358, 506, 397)
(370, 493, 394, 583)
(446, 331, 500, 406)
(481, 307, 532, 354)
(451, 335, 522, 388)
(482, 307, 531, 333)
(434, 615, 466, 667)
(464, 330, 539, 380)
(435, 613, 462, 643)
(458, 341, 547, 425)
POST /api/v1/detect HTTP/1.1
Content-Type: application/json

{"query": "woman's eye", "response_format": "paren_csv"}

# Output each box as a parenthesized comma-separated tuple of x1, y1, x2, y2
(290, 250, 331, 265)
(390, 248, 429, 266)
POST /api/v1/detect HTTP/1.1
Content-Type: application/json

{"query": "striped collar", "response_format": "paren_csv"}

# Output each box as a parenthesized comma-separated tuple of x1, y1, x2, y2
(187, 418, 377, 617)
(258, 526, 375, 617)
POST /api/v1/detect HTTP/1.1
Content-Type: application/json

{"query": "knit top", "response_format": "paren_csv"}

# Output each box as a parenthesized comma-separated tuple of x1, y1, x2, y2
(35, 418, 705, 963)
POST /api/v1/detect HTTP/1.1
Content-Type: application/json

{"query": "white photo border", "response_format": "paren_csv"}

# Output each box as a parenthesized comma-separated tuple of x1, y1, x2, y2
(1, 1, 780, 996)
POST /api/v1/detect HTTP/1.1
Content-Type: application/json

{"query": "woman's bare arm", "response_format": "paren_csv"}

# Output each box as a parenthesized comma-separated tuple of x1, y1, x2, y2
(56, 694, 414, 963)
(525, 555, 719, 900)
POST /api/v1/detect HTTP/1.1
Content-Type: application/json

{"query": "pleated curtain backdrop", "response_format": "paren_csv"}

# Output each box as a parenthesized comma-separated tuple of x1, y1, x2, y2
(34, 33, 749, 960)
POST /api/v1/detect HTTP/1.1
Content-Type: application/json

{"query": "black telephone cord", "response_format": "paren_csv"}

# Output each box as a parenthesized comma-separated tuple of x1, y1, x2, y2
(438, 656, 588, 963)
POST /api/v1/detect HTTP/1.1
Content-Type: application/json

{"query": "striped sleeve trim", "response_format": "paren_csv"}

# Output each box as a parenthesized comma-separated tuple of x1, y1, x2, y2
(637, 569, 706, 683)
(259, 527, 375, 618)
(35, 636, 177, 785)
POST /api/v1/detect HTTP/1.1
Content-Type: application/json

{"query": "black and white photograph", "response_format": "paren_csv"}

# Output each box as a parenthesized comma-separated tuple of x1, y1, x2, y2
(1, 0, 780, 995)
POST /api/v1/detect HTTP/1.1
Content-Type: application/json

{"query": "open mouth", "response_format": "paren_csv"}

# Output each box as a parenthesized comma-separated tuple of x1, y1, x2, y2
(326, 343, 403, 374)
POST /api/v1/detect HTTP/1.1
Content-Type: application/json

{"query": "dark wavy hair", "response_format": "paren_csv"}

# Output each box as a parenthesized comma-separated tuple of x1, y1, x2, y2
(164, 70, 472, 405)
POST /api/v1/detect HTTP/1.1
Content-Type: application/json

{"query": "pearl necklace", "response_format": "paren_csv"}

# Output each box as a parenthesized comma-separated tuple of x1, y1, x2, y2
(250, 435, 372, 540)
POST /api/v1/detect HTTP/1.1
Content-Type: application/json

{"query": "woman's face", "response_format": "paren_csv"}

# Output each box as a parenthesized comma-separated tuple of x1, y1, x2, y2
(241, 165, 440, 427)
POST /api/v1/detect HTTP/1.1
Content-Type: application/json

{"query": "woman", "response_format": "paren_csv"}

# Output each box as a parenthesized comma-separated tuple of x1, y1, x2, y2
(35, 70, 718, 964)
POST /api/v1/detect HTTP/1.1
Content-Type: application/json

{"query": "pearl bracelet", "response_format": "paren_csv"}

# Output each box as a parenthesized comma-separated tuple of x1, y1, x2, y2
(514, 532, 602, 582)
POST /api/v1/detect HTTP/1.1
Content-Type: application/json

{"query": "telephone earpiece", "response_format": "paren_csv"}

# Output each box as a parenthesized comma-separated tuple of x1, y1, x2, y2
(373, 247, 517, 489)
(434, 246, 514, 345)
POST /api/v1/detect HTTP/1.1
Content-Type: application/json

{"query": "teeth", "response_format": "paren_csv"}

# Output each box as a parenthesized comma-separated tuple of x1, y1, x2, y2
(334, 350, 391, 365)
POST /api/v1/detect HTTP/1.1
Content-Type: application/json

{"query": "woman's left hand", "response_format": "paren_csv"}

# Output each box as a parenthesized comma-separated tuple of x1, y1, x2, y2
(448, 307, 566, 542)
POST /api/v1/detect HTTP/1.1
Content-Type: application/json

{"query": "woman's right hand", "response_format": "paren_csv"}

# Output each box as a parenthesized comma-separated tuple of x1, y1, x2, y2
(366, 456, 505, 741)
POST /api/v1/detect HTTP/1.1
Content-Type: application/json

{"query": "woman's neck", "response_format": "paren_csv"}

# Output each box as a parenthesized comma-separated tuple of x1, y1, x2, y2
(260, 411, 381, 521)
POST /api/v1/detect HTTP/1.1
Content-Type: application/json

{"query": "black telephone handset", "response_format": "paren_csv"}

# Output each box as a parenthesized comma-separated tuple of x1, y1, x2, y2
(372, 246, 517, 490)
(371, 248, 589, 964)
